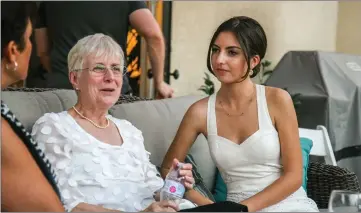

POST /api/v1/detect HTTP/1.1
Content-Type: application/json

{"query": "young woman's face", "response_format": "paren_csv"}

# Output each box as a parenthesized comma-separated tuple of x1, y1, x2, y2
(211, 31, 259, 84)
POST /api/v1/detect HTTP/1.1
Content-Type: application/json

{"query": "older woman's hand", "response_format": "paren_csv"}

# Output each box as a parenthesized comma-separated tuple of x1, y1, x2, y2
(171, 158, 195, 190)
(142, 200, 178, 212)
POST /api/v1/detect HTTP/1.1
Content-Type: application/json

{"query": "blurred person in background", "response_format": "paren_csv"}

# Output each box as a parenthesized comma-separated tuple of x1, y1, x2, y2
(34, 1, 173, 98)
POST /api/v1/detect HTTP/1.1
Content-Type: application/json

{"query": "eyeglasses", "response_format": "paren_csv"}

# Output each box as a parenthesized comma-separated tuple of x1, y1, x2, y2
(72, 64, 128, 77)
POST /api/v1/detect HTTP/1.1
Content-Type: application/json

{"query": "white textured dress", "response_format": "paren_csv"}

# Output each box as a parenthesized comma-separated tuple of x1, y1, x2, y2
(31, 112, 164, 212)
(207, 84, 319, 212)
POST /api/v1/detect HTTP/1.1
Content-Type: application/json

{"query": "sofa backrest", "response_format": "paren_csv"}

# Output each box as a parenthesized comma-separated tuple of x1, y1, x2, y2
(109, 95, 217, 190)
(2, 89, 78, 130)
(1, 89, 217, 190)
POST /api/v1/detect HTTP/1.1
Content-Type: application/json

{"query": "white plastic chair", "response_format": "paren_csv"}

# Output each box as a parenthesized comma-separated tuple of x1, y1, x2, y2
(299, 125, 337, 166)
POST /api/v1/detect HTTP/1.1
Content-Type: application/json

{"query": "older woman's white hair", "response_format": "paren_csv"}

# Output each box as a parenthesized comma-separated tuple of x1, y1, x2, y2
(67, 33, 125, 75)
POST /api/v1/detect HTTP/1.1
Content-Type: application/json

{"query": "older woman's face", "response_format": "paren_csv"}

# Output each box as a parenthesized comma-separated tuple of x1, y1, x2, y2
(76, 54, 123, 108)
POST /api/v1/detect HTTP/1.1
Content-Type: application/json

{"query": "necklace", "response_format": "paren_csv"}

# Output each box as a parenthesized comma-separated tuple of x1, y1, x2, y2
(220, 101, 245, 117)
(72, 106, 110, 129)
(219, 85, 256, 117)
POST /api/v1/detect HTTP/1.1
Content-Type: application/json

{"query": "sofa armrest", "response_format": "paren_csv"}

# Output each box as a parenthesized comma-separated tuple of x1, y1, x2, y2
(306, 162, 361, 209)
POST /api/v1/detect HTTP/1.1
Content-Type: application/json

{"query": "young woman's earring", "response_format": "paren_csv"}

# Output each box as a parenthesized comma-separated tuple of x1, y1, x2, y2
(249, 69, 254, 76)
(6, 61, 18, 72)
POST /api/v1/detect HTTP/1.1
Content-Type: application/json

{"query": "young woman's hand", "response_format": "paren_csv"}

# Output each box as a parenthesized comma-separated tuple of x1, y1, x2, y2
(171, 158, 195, 190)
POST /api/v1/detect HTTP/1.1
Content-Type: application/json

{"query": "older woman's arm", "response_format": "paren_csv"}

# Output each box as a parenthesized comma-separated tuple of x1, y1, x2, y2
(128, 120, 196, 203)
(32, 114, 118, 212)
(71, 201, 178, 212)
(71, 203, 120, 212)
(239, 89, 303, 212)
(32, 113, 86, 211)
(129, 124, 165, 195)
(1, 118, 64, 212)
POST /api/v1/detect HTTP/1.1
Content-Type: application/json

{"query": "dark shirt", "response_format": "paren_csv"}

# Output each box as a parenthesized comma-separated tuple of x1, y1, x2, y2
(36, 1, 147, 90)
(1, 101, 62, 205)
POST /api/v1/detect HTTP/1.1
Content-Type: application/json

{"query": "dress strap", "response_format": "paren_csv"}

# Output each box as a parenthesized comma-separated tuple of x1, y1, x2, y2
(256, 85, 274, 130)
(207, 93, 218, 136)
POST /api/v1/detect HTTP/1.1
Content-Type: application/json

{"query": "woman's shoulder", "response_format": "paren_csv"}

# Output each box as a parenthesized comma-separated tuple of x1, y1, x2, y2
(264, 86, 294, 121)
(0, 107, 62, 200)
(264, 86, 292, 106)
(1, 101, 27, 134)
(186, 96, 209, 117)
(1, 116, 17, 136)
(32, 111, 72, 139)
(1, 101, 16, 120)
(34, 111, 68, 126)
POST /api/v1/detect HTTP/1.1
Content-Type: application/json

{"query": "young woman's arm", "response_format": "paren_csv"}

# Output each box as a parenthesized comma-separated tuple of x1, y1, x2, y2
(239, 88, 303, 212)
(161, 99, 214, 206)
(1, 118, 65, 212)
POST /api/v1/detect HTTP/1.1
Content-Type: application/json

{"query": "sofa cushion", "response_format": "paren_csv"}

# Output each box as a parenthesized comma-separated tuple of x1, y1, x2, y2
(109, 95, 217, 190)
(300, 137, 313, 191)
(1, 89, 77, 131)
(212, 168, 227, 202)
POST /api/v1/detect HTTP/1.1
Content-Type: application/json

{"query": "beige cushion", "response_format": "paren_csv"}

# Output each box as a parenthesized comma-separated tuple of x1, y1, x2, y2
(1, 89, 77, 131)
(109, 95, 217, 190)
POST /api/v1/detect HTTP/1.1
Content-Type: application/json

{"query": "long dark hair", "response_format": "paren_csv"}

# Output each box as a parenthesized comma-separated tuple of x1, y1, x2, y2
(1, 1, 37, 58)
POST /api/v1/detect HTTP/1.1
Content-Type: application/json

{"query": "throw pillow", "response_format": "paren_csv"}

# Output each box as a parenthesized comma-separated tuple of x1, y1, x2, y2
(212, 137, 314, 200)
(212, 168, 227, 202)
(300, 137, 313, 191)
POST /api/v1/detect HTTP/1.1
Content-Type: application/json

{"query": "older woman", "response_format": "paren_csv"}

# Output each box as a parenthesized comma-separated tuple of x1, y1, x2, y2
(1, 2, 65, 211)
(31, 33, 194, 212)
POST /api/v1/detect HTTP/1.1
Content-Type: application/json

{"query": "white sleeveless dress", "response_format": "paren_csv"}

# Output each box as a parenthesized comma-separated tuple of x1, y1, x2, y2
(207, 84, 319, 212)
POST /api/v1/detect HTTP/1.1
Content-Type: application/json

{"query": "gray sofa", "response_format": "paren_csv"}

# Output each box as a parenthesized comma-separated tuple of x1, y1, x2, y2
(2, 88, 360, 209)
